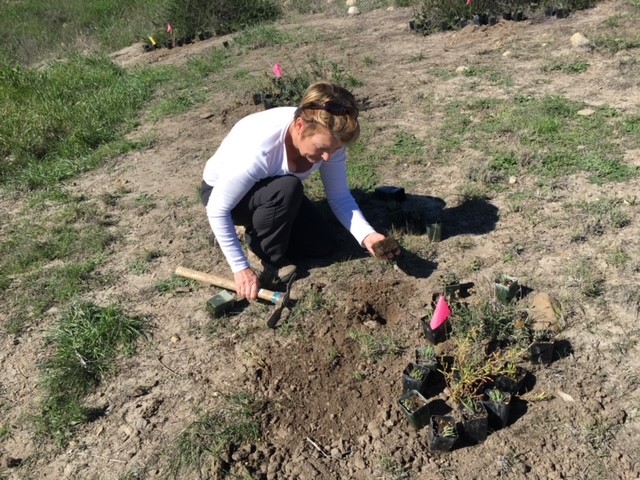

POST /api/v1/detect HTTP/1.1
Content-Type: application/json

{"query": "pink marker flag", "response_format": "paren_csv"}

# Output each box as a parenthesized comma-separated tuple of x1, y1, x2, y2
(430, 294, 451, 330)
(167, 23, 173, 34)
(466, 0, 472, 4)
(272, 63, 283, 79)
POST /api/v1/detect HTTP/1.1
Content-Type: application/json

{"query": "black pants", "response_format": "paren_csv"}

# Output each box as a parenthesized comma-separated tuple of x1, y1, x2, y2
(201, 175, 336, 267)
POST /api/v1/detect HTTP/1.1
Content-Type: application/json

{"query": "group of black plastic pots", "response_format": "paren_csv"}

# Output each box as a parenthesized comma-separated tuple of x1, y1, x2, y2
(409, 5, 570, 35)
(397, 348, 535, 452)
(142, 31, 216, 53)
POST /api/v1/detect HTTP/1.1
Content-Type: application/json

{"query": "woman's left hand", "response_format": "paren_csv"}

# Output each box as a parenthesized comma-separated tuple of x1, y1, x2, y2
(363, 232, 400, 259)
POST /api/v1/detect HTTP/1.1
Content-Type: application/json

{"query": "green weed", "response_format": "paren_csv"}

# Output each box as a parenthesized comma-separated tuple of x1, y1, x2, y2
(542, 59, 590, 74)
(592, 35, 640, 53)
(167, 392, 263, 479)
(608, 248, 630, 268)
(155, 276, 200, 295)
(348, 330, 405, 361)
(378, 454, 409, 479)
(571, 258, 605, 298)
(37, 302, 149, 446)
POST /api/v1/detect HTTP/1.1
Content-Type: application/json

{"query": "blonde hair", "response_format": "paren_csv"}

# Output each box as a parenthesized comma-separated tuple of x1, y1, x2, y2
(295, 81, 360, 145)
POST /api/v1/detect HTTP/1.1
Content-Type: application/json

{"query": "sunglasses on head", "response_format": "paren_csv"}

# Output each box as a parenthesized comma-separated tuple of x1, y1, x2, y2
(302, 101, 358, 118)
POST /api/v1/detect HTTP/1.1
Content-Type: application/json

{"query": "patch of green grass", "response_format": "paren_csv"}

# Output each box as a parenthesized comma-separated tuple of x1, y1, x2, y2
(390, 131, 425, 159)
(592, 35, 640, 53)
(542, 59, 590, 74)
(429, 68, 455, 79)
(462, 65, 513, 86)
(0, 424, 10, 442)
(348, 330, 405, 361)
(0, 195, 116, 333)
(439, 95, 638, 184)
(36, 302, 149, 447)
(567, 197, 630, 240)
(608, 247, 630, 268)
(0, 0, 168, 65)
(570, 258, 605, 298)
(0, 55, 162, 189)
(134, 192, 157, 214)
(167, 392, 263, 479)
(155, 276, 200, 295)
(378, 454, 409, 479)
(233, 24, 298, 50)
(129, 248, 164, 275)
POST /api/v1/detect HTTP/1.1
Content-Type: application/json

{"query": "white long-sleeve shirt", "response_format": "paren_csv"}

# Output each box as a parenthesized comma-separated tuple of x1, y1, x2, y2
(203, 107, 375, 272)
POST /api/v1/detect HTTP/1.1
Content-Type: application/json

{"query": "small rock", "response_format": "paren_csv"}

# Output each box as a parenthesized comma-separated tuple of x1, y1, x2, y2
(528, 292, 562, 333)
(345, 0, 357, 5)
(456, 66, 469, 73)
(577, 108, 595, 116)
(508, 176, 517, 184)
(353, 455, 366, 470)
(170, 334, 180, 343)
(387, 6, 394, 10)
(503, 50, 512, 57)
(570, 32, 590, 48)
(347, 6, 360, 15)
(363, 320, 379, 329)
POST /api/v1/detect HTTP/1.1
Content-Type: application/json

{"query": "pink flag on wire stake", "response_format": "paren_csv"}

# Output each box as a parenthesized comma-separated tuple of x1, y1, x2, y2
(167, 23, 173, 34)
(272, 63, 283, 79)
(430, 294, 451, 330)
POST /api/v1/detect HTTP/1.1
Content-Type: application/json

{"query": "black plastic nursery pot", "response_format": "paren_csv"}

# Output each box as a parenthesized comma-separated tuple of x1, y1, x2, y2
(494, 366, 528, 395)
(461, 402, 489, 443)
(398, 390, 430, 429)
(495, 274, 519, 304)
(503, 12, 513, 21)
(374, 185, 406, 202)
(514, 11, 525, 21)
(531, 340, 555, 365)
(402, 363, 431, 395)
(473, 14, 488, 26)
(428, 415, 458, 452)
(483, 389, 512, 430)
(164, 39, 173, 49)
(555, 8, 569, 18)
(415, 347, 438, 371)
(421, 315, 450, 345)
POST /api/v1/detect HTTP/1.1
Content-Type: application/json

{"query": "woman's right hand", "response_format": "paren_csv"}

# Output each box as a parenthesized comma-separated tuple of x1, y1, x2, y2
(234, 267, 260, 301)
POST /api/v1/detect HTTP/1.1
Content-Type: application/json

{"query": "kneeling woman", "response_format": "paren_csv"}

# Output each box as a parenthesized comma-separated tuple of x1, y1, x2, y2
(202, 80, 398, 301)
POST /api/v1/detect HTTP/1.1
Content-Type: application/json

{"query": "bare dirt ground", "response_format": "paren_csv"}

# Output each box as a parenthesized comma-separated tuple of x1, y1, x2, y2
(2, 1, 640, 479)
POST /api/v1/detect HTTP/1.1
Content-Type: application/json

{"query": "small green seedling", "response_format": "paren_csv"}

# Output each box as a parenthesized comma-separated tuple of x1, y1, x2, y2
(441, 424, 456, 438)
(488, 389, 506, 403)
(417, 345, 436, 360)
(461, 397, 483, 416)
(400, 399, 417, 412)
(409, 367, 426, 380)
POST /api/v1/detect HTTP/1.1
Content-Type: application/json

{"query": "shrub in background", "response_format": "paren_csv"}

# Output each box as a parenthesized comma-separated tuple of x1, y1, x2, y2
(164, 0, 282, 39)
